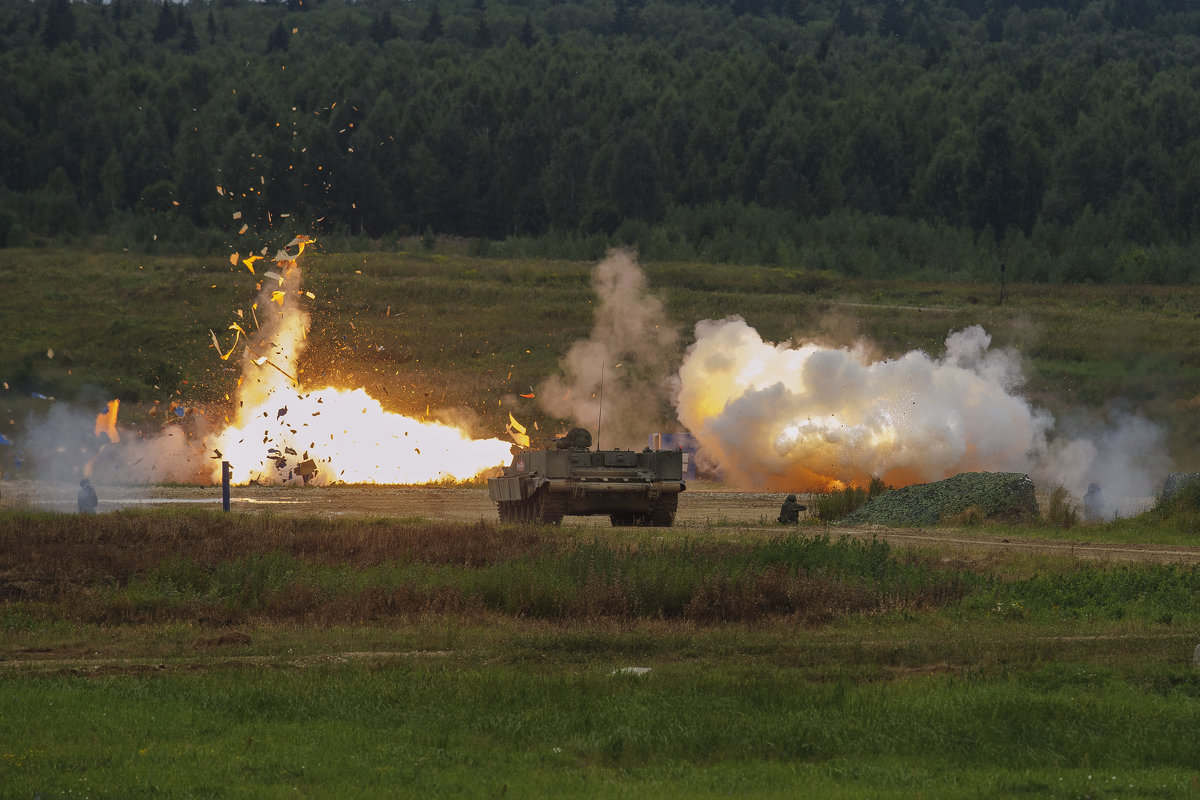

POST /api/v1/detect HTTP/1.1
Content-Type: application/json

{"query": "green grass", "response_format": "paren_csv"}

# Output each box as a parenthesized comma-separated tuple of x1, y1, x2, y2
(959, 563, 1200, 625)
(7, 508, 1200, 631)
(3, 660, 1200, 798)
(7, 244, 1200, 795)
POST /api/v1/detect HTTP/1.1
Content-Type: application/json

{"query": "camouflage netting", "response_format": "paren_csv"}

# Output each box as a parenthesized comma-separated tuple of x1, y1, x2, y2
(839, 472, 1040, 527)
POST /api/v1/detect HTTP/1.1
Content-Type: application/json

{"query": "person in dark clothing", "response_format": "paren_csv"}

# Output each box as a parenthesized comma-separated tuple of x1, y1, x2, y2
(1083, 482, 1105, 522)
(77, 478, 98, 513)
(777, 493, 805, 524)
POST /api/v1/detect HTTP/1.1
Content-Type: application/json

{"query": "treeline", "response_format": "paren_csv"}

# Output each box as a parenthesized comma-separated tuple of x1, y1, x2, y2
(3, 0, 1200, 282)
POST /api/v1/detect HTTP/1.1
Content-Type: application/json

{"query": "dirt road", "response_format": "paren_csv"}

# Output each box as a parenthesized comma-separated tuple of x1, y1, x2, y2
(5, 479, 1200, 565)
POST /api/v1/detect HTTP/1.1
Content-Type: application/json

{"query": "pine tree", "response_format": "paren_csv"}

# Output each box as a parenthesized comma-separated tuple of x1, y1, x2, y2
(420, 4, 443, 42)
(473, 15, 492, 47)
(369, 11, 396, 45)
(266, 21, 289, 52)
(41, 0, 75, 48)
(153, 1, 179, 44)
(180, 16, 199, 52)
(519, 15, 536, 47)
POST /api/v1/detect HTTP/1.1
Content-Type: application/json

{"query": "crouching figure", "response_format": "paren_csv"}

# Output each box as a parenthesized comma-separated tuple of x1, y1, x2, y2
(777, 494, 805, 524)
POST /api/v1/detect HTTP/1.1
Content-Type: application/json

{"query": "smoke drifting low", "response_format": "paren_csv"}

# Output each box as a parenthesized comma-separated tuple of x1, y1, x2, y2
(675, 316, 1170, 515)
(15, 398, 204, 488)
(537, 249, 679, 449)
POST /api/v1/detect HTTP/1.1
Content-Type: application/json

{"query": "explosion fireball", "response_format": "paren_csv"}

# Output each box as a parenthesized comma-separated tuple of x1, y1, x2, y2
(207, 236, 512, 485)
(535, 252, 1169, 515)
(673, 315, 1169, 513)
(675, 318, 1048, 491)
(8, 245, 1171, 518)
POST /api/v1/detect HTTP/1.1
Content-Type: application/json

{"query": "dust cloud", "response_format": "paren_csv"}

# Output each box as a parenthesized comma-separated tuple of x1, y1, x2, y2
(537, 249, 679, 449)
(9, 398, 207, 509)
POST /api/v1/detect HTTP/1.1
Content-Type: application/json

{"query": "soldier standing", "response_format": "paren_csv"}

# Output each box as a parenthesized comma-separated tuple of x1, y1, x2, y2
(77, 479, 98, 513)
(1083, 483, 1104, 522)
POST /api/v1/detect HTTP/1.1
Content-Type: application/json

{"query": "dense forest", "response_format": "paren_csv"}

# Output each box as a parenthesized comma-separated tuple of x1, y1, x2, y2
(3, 0, 1200, 281)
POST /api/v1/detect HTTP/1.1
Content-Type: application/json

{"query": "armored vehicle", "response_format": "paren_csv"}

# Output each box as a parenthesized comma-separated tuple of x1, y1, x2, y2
(488, 428, 685, 526)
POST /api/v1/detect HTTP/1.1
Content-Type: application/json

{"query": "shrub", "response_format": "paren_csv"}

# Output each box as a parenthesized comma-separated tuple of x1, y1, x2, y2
(1142, 480, 1200, 533)
(816, 486, 869, 521)
(1044, 485, 1079, 529)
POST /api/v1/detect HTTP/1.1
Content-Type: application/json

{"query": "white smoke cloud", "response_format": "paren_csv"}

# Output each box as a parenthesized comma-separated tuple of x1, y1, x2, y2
(674, 316, 1170, 515)
(537, 249, 679, 449)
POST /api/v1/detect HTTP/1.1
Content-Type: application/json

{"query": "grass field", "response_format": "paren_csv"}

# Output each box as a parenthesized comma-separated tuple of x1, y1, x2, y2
(4, 510, 1200, 797)
(3, 245, 1200, 461)
(4, 245, 1200, 796)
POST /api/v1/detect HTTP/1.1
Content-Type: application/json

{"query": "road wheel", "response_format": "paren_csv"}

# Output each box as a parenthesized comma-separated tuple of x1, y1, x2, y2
(537, 492, 566, 525)
(649, 494, 678, 527)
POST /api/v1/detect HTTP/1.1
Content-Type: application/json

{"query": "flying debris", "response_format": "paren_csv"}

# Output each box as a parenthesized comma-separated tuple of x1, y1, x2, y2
(507, 413, 530, 448)
(210, 324, 248, 361)
(294, 459, 317, 483)
(203, 234, 511, 485)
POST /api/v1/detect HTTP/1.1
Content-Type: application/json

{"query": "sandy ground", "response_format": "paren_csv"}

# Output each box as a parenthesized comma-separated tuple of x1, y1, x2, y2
(0, 478, 778, 526)
(5, 478, 1200, 565)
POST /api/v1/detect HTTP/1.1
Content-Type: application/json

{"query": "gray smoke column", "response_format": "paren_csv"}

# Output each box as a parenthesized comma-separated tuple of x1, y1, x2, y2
(674, 316, 1170, 514)
(1035, 407, 1171, 517)
(537, 249, 679, 449)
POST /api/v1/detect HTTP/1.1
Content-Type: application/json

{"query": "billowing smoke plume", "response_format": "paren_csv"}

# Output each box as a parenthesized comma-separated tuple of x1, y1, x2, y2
(537, 250, 679, 449)
(675, 316, 1170, 515)
(1035, 407, 1170, 517)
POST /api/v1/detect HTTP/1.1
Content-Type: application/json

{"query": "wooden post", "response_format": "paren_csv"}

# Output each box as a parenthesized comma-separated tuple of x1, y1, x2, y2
(222, 461, 231, 512)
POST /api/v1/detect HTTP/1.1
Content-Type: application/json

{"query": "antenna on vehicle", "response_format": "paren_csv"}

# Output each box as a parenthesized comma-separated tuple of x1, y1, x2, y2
(596, 361, 604, 451)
